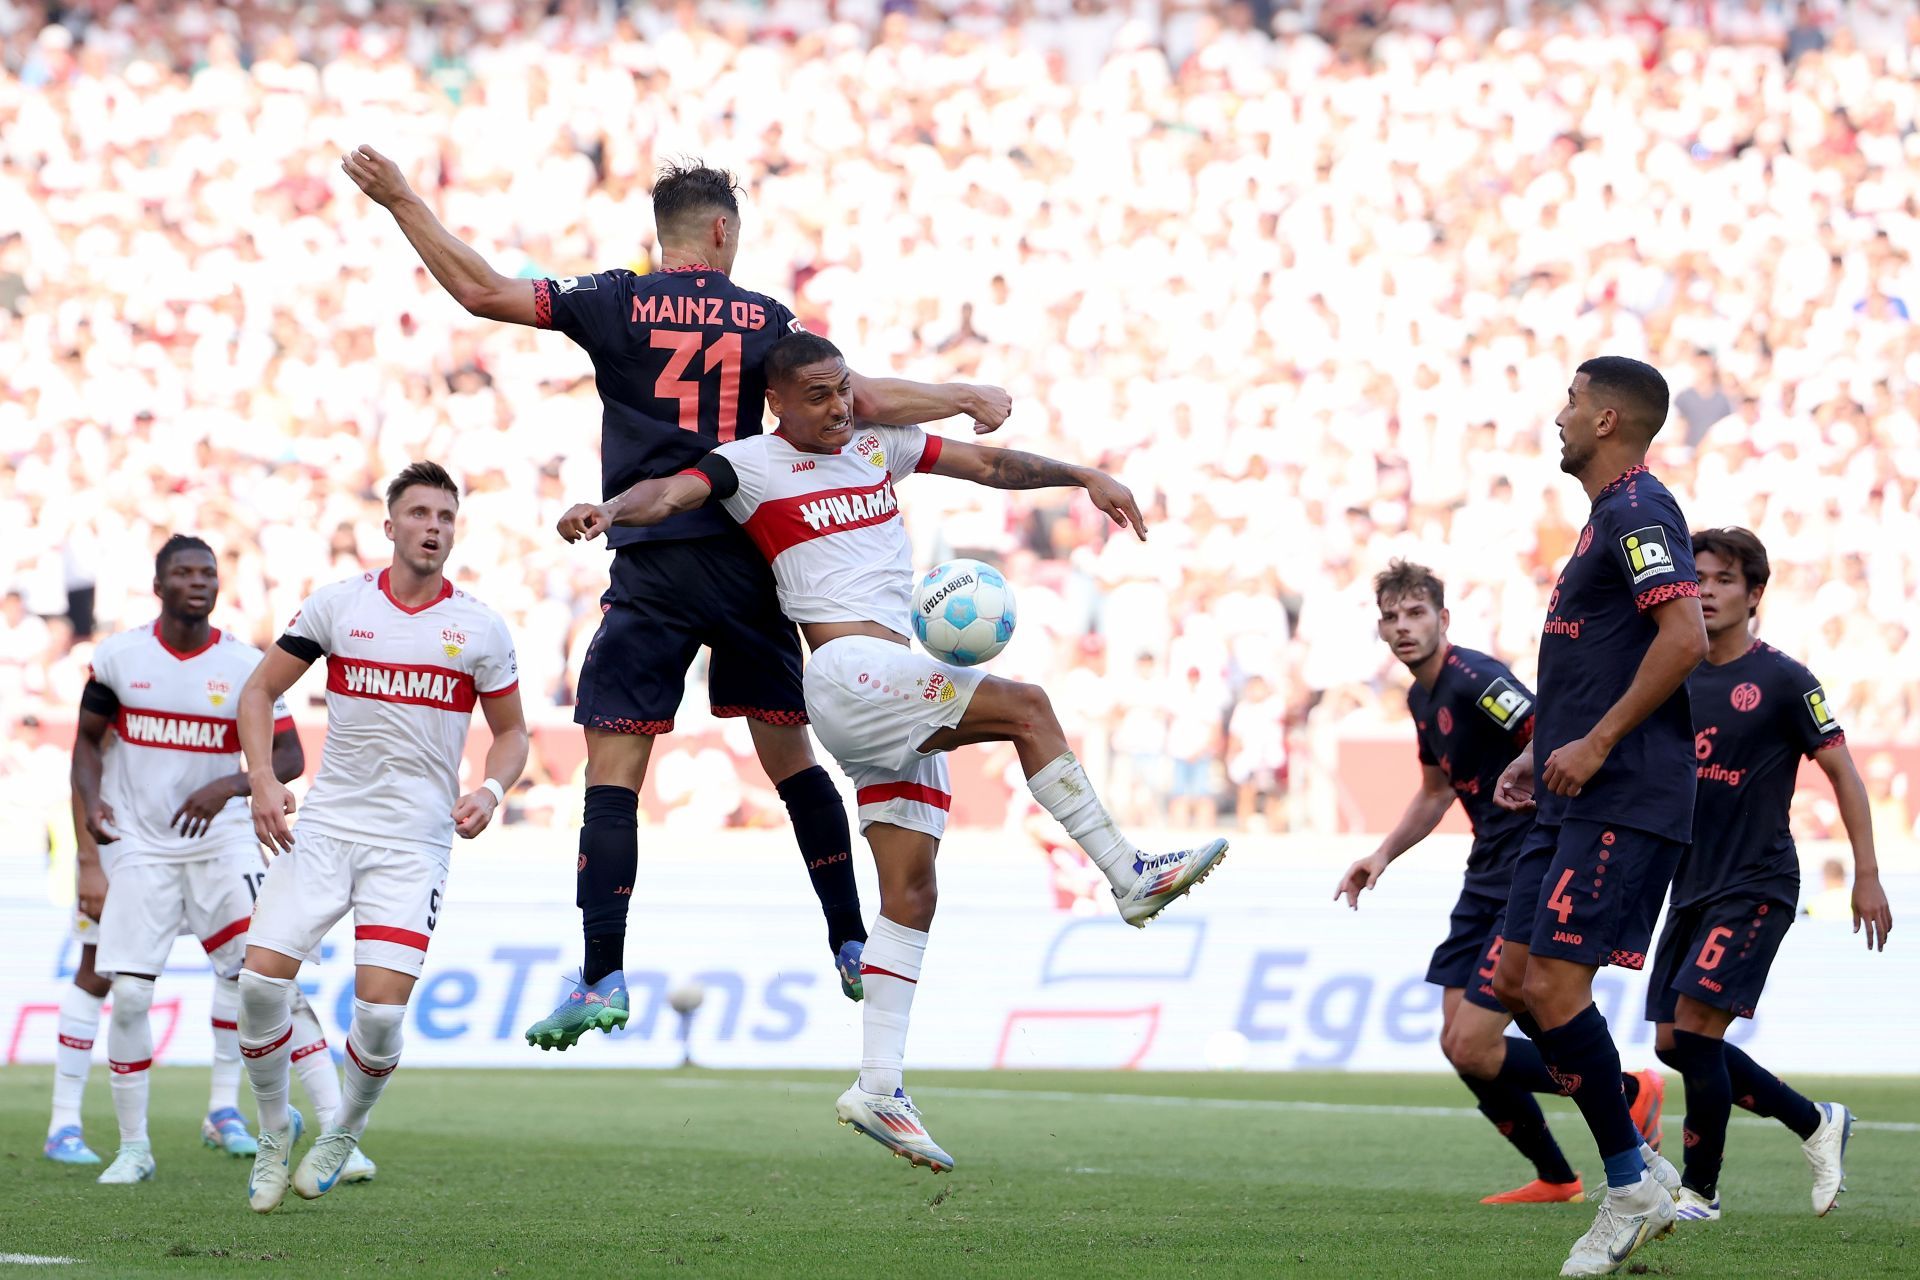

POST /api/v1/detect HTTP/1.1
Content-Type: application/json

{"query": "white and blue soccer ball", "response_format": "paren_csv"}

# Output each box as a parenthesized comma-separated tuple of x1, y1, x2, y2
(912, 559, 1017, 666)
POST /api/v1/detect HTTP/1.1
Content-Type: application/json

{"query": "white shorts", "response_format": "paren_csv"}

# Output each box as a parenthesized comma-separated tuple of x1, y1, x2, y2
(95, 846, 261, 979)
(803, 635, 984, 840)
(247, 830, 449, 978)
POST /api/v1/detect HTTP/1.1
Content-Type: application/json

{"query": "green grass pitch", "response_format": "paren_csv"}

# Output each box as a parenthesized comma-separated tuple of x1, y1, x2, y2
(3, 1068, 1915, 1277)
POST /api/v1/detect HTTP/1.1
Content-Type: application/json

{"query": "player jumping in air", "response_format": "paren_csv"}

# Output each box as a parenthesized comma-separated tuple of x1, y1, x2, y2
(1491, 357, 1708, 1276)
(1335, 561, 1664, 1204)
(555, 332, 1228, 1172)
(344, 146, 1009, 1037)
(233, 463, 528, 1212)
(66, 535, 315, 1184)
(1647, 527, 1892, 1222)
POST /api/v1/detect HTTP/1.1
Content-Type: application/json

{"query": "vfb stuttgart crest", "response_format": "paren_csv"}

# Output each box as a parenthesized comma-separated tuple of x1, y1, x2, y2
(441, 628, 467, 660)
(205, 678, 231, 707)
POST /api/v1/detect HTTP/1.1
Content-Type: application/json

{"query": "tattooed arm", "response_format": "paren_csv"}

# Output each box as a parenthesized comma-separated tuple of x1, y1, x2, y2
(928, 438, 1148, 540)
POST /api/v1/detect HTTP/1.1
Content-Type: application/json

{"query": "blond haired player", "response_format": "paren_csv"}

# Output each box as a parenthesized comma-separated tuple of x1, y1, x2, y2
(234, 462, 527, 1212)
(557, 333, 1227, 1171)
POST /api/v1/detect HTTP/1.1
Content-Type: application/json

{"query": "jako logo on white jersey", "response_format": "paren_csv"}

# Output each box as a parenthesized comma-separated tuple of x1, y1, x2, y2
(114, 708, 238, 754)
(327, 657, 477, 712)
(798, 484, 897, 532)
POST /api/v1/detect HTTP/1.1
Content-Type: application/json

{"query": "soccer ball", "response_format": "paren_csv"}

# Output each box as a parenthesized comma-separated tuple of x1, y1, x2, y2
(913, 559, 1017, 666)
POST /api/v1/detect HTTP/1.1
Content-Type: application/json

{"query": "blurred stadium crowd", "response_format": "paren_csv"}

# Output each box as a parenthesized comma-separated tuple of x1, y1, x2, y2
(1, 0, 1917, 840)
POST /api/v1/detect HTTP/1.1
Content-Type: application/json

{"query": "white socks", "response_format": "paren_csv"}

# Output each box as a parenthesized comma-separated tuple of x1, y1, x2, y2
(337, 999, 405, 1137)
(49, 984, 104, 1137)
(858, 916, 928, 1097)
(209, 975, 243, 1115)
(1029, 751, 1139, 891)
(290, 994, 343, 1130)
(106, 974, 155, 1146)
(238, 970, 295, 1134)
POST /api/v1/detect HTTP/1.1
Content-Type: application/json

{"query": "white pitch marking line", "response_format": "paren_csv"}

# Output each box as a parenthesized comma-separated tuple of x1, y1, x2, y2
(654, 1075, 1920, 1133)
(0, 1256, 78, 1266)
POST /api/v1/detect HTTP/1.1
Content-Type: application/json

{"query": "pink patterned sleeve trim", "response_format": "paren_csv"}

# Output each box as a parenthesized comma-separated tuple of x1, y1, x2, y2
(1635, 580, 1699, 613)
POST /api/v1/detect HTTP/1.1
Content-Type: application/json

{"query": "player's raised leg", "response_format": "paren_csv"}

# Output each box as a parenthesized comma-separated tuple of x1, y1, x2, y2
(834, 820, 952, 1173)
(45, 946, 108, 1166)
(287, 991, 376, 1184)
(750, 720, 868, 1000)
(922, 675, 1225, 925)
(526, 729, 647, 1050)
(294, 973, 407, 1201)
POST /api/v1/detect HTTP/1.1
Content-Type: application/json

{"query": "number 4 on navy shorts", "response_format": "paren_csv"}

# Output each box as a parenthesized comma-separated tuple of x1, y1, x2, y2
(1523, 820, 1683, 969)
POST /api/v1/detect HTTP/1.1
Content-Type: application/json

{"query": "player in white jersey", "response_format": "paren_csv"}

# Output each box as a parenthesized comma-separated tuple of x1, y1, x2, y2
(234, 462, 528, 1213)
(67, 535, 312, 1185)
(556, 333, 1228, 1171)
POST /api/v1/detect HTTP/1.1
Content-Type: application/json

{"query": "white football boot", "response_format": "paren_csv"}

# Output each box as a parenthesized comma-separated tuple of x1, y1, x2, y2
(247, 1124, 294, 1213)
(1674, 1187, 1721, 1221)
(1115, 838, 1228, 926)
(1560, 1172, 1675, 1276)
(293, 1127, 361, 1200)
(1644, 1144, 1681, 1199)
(96, 1142, 156, 1185)
(338, 1146, 377, 1184)
(836, 1082, 954, 1173)
(1803, 1102, 1852, 1215)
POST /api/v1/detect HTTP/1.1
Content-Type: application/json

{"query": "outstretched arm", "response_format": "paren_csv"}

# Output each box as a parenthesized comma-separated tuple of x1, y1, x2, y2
(1335, 765, 1455, 908)
(556, 473, 715, 542)
(1815, 742, 1891, 950)
(929, 439, 1147, 540)
(341, 145, 537, 326)
(850, 375, 1011, 434)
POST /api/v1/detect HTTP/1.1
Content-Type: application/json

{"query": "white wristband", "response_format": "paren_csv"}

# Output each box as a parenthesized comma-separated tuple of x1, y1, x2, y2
(481, 778, 505, 806)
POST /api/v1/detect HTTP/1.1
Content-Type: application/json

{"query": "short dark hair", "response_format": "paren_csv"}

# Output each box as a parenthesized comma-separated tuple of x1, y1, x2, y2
(1373, 558, 1445, 612)
(156, 533, 215, 577)
(385, 461, 460, 510)
(1576, 355, 1670, 440)
(765, 331, 844, 389)
(1692, 526, 1770, 618)
(652, 160, 742, 242)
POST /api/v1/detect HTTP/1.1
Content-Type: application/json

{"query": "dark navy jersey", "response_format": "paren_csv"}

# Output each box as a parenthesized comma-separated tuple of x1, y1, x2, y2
(1672, 641, 1844, 909)
(534, 268, 800, 545)
(1534, 465, 1699, 841)
(1408, 644, 1538, 895)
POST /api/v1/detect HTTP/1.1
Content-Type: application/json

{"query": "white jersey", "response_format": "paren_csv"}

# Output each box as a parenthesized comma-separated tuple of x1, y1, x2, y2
(707, 425, 942, 634)
(87, 622, 290, 862)
(282, 570, 517, 857)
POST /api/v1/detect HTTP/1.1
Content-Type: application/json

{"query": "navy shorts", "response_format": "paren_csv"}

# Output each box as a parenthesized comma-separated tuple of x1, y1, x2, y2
(1426, 886, 1509, 1012)
(574, 530, 806, 735)
(1504, 820, 1683, 970)
(1644, 895, 1795, 1023)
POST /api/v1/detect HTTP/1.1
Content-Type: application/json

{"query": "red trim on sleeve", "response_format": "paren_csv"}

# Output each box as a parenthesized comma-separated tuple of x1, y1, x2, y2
(478, 680, 518, 699)
(356, 924, 432, 952)
(200, 917, 251, 953)
(677, 467, 713, 488)
(272, 715, 295, 734)
(1814, 732, 1846, 752)
(533, 278, 553, 329)
(856, 782, 952, 811)
(1634, 580, 1700, 613)
(915, 434, 944, 473)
